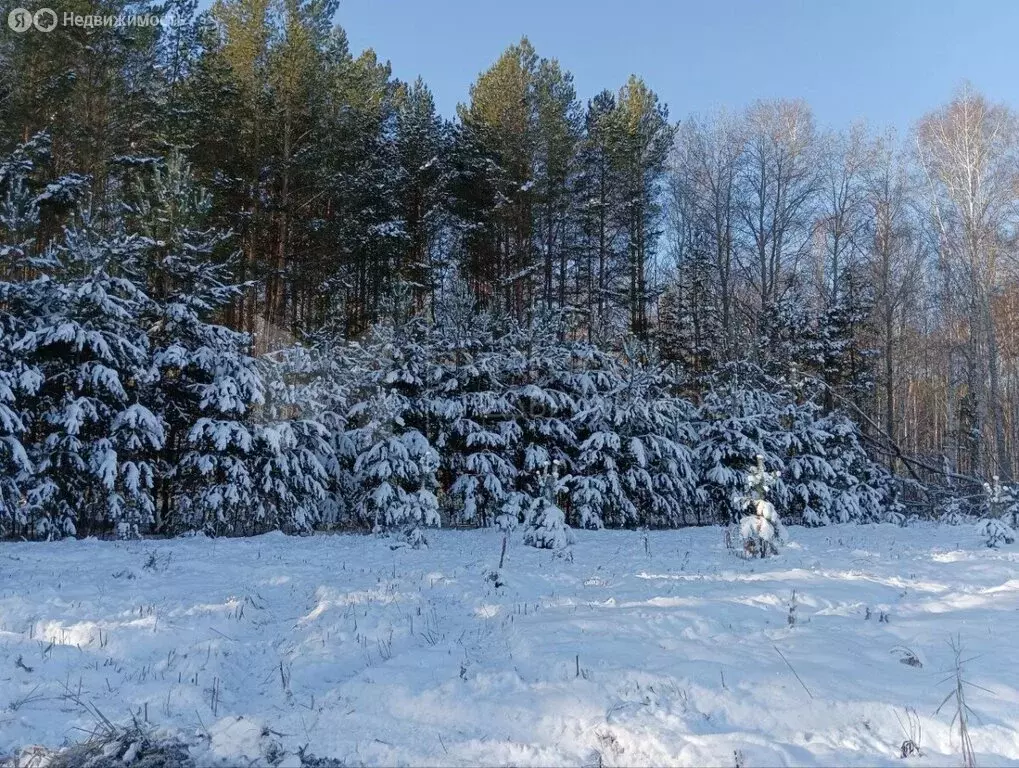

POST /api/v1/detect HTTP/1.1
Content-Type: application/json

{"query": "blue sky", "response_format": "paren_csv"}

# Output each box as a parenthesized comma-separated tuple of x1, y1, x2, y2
(337, 0, 1019, 131)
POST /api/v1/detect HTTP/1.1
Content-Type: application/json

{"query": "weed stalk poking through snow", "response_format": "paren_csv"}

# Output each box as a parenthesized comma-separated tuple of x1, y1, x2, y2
(894, 706, 923, 758)
(936, 636, 986, 768)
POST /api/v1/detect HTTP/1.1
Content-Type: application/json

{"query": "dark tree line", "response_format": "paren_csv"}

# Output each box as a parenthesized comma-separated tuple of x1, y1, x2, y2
(2, 2, 674, 349)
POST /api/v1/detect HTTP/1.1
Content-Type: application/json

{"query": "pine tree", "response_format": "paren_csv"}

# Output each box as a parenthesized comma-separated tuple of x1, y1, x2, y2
(614, 76, 674, 339)
(575, 90, 626, 342)
(455, 38, 541, 316)
(453, 39, 585, 319)
(533, 57, 582, 309)
(318, 46, 407, 334)
(122, 152, 268, 535)
(393, 78, 450, 308)
(0, 0, 166, 204)
(19, 209, 164, 538)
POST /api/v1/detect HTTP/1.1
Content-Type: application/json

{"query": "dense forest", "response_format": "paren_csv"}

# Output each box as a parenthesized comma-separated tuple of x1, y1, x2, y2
(0, 0, 1017, 541)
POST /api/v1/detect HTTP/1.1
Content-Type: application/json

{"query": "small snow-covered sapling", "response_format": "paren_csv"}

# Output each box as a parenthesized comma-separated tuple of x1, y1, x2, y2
(523, 461, 575, 553)
(977, 518, 1015, 548)
(739, 455, 784, 558)
(977, 478, 1016, 547)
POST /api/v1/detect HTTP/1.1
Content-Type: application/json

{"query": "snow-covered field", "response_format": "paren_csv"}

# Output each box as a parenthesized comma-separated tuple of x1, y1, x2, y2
(1, 524, 1018, 767)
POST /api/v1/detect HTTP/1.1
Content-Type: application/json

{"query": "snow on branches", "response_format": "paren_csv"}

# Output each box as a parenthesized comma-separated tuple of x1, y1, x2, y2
(522, 461, 574, 553)
(738, 455, 784, 558)
(0, 136, 898, 542)
(977, 477, 1017, 548)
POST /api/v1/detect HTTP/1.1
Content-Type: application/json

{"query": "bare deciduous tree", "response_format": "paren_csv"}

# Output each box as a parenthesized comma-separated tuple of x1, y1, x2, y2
(863, 131, 927, 464)
(916, 84, 1019, 478)
(737, 99, 818, 336)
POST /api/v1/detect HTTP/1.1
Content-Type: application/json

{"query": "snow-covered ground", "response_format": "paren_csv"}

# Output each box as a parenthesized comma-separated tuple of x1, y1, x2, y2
(1, 524, 1018, 767)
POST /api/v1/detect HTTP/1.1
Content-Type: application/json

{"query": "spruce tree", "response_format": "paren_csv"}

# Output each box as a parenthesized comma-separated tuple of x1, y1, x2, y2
(346, 311, 440, 544)
(523, 460, 574, 552)
(124, 153, 265, 535)
(658, 235, 721, 373)
(0, 136, 50, 537)
(501, 308, 584, 506)
(255, 348, 331, 534)
(695, 362, 888, 527)
(296, 327, 364, 528)
(738, 454, 784, 557)
(572, 341, 698, 528)
(19, 209, 163, 538)
(430, 284, 520, 527)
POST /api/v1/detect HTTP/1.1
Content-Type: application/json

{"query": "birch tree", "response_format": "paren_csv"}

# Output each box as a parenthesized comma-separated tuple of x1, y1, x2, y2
(916, 85, 1019, 478)
(863, 132, 926, 465)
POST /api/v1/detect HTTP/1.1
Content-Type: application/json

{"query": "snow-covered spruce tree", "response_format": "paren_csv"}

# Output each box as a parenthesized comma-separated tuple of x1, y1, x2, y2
(0, 136, 51, 537)
(938, 495, 969, 526)
(295, 324, 364, 529)
(429, 283, 521, 527)
(818, 291, 875, 407)
(823, 410, 887, 524)
(694, 363, 786, 525)
(757, 295, 820, 380)
(976, 476, 1017, 548)
(125, 154, 335, 536)
(981, 476, 1018, 524)
(17, 210, 164, 538)
(350, 393, 441, 545)
(346, 309, 440, 545)
(122, 154, 267, 536)
(254, 347, 332, 534)
(738, 454, 784, 557)
(977, 517, 1015, 548)
(499, 308, 586, 522)
(777, 398, 885, 526)
(694, 362, 887, 527)
(760, 300, 885, 526)
(571, 340, 698, 528)
(771, 397, 837, 526)
(523, 460, 574, 553)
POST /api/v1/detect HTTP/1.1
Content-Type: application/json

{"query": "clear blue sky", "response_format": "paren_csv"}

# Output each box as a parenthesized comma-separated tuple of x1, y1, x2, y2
(338, 0, 1019, 131)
